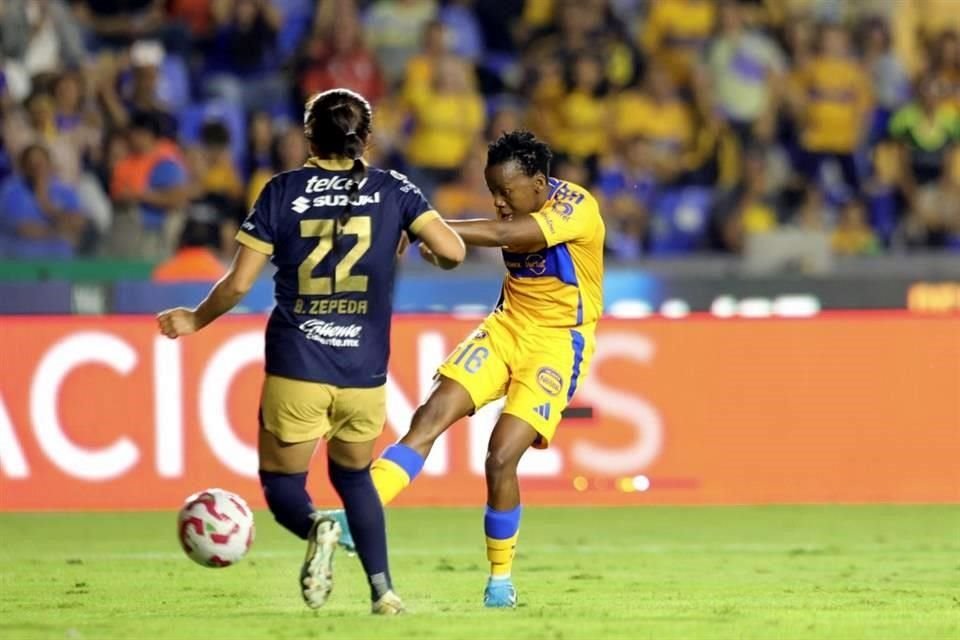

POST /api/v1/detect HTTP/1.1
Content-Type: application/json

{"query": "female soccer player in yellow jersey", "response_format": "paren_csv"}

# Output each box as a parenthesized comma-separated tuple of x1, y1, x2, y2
(345, 131, 605, 607)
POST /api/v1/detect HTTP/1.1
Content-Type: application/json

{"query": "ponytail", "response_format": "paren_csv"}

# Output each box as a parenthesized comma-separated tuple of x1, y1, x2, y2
(335, 132, 367, 244)
(336, 157, 366, 238)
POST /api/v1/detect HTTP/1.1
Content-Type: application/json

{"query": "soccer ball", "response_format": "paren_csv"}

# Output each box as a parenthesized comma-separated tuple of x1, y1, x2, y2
(177, 489, 255, 568)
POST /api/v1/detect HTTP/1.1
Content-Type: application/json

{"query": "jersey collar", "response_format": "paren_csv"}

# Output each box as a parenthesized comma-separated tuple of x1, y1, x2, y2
(304, 157, 365, 171)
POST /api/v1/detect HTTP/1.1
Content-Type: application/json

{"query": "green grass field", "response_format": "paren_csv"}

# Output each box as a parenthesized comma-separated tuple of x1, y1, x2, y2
(1, 506, 958, 639)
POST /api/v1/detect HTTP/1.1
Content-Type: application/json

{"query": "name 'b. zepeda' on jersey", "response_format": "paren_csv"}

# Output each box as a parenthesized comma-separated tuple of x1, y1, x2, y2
(237, 161, 438, 388)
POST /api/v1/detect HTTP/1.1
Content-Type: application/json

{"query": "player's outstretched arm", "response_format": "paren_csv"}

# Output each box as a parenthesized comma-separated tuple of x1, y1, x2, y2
(157, 246, 270, 339)
(448, 216, 547, 253)
(416, 217, 466, 270)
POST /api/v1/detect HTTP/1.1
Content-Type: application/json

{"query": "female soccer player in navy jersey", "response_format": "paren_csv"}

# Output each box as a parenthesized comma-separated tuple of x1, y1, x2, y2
(157, 89, 465, 614)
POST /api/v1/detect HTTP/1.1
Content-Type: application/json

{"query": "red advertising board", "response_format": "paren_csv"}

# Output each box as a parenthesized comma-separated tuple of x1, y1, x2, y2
(1, 313, 957, 510)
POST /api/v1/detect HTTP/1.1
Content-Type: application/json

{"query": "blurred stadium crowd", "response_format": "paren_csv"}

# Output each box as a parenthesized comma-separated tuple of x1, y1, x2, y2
(2, 0, 960, 271)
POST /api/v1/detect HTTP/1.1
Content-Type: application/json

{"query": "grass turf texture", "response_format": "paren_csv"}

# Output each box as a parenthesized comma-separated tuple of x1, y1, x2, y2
(1, 506, 958, 639)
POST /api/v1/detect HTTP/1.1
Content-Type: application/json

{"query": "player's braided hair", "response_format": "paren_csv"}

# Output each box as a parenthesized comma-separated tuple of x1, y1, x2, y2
(303, 89, 371, 244)
(486, 130, 553, 177)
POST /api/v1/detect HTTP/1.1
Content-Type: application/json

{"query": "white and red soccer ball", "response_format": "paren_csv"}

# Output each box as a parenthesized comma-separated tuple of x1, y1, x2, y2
(177, 489, 255, 568)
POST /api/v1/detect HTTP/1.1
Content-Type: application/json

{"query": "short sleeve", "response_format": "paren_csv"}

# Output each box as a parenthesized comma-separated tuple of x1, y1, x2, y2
(236, 177, 278, 255)
(530, 185, 600, 247)
(392, 170, 440, 237)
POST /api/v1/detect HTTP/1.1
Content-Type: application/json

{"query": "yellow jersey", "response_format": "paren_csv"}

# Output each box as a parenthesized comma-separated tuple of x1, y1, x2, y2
(406, 91, 485, 170)
(496, 178, 605, 330)
(555, 91, 610, 159)
(795, 57, 872, 153)
(613, 91, 694, 150)
(641, 0, 716, 86)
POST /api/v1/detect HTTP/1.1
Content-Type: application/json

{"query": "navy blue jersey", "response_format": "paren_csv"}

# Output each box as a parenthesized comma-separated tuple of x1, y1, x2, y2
(236, 159, 438, 387)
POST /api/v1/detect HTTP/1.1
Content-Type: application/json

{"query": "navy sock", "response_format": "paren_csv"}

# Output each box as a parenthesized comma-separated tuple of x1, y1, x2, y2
(328, 458, 392, 600)
(258, 470, 315, 540)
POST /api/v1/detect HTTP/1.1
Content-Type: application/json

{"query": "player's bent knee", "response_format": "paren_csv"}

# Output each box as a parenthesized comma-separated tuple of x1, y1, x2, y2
(485, 448, 520, 481)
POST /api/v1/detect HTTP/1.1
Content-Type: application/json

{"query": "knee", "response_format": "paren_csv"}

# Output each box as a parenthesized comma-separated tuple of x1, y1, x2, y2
(485, 448, 519, 483)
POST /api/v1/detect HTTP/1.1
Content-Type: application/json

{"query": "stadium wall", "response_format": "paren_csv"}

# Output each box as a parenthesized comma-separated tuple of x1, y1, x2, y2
(0, 313, 957, 510)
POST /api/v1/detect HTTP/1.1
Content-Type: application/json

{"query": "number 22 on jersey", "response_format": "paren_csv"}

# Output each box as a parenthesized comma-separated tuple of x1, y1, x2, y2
(297, 216, 371, 295)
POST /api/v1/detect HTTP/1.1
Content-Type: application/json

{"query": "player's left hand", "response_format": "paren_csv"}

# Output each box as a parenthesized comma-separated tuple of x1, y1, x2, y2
(157, 307, 199, 339)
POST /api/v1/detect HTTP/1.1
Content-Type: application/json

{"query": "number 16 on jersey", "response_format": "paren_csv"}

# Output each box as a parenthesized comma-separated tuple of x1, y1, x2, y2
(453, 343, 488, 374)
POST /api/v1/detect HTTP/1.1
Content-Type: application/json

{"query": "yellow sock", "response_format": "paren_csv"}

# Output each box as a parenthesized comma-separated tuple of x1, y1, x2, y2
(486, 532, 519, 577)
(370, 458, 410, 505)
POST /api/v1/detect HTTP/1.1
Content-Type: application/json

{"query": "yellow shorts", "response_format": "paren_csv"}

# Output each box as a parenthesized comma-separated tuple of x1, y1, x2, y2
(259, 375, 386, 444)
(437, 314, 594, 448)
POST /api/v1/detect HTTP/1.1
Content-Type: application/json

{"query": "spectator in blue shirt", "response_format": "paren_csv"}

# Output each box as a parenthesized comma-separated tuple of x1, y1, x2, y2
(596, 136, 658, 259)
(0, 144, 91, 259)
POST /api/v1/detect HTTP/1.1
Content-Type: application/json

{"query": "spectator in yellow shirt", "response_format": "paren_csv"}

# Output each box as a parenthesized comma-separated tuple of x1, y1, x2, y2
(613, 63, 695, 180)
(404, 55, 485, 196)
(402, 20, 449, 107)
(832, 200, 880, 255)
(553, 54, 609, 172)
(641, 0, 716, 88)
(791, 23, 873, 194)
(526, 57, 566, 145)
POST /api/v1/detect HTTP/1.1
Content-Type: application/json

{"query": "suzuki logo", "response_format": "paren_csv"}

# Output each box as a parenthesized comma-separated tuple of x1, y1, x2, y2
(291, 197, 311, 214)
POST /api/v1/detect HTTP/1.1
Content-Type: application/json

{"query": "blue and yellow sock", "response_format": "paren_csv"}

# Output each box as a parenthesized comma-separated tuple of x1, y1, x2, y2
(484, 505, 521, 579)
(370, 444, 425, 505)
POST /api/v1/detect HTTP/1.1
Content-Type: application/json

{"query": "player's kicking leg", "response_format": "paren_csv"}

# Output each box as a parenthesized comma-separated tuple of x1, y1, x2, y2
(368, 376, 477, 504)
(481, 414, 539, 608)
(257, 427, 341, 609)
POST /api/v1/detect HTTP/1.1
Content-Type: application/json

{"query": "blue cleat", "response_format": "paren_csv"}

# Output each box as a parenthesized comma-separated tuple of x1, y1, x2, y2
(316, 509, 355, 554)
(483, 577, 518, 608)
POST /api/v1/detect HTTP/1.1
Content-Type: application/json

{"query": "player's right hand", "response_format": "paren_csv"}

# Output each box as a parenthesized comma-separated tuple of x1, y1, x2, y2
(157, 307, 199, 339)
